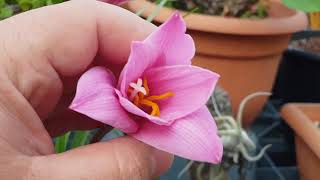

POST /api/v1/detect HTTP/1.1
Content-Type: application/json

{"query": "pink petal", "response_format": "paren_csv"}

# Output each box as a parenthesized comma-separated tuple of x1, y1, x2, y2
(144, 65, 219, 121)
(118, 12, 195, 96)
(115, 89, 171, 125)
(131, 107, 223, 163)
(145, 12, 195, 66)
(119, 41, 161, 96)
(70, 66, 138, 133)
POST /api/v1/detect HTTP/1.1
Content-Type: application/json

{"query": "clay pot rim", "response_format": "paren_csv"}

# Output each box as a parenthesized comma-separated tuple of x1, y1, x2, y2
(281, 103, 320, 159)
(127, 0, 308, 35)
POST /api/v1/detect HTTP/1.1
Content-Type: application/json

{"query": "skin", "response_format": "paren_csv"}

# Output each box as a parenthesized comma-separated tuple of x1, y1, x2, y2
(0, 1, 173, 179)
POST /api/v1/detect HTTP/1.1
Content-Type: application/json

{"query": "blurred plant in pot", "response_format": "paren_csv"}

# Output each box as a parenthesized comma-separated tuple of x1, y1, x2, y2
(152, 0, 269, 18)
(129, 0, 307, 127)
(178, 87, 272, 180)
(286, 0, 320, 55)
(0, 0, 65, 19)
(290, 37, 320, 55)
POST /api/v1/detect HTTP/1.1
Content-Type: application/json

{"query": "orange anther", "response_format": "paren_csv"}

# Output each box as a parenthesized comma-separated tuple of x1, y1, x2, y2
(146, 92, 174, 101)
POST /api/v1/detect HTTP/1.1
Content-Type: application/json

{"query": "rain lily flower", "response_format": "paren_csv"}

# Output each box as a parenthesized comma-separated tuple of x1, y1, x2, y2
(70, 12, 223, 163)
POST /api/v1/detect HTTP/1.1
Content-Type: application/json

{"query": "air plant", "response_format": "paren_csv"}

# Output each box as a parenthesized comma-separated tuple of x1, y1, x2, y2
(178, 87, 272, 180)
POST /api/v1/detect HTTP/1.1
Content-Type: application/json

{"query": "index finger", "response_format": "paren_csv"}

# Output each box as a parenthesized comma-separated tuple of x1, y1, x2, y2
(0, 0, 155, 138)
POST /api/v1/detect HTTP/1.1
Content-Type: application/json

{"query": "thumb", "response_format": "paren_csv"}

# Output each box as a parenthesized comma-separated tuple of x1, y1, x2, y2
(29, 137, 173, 180)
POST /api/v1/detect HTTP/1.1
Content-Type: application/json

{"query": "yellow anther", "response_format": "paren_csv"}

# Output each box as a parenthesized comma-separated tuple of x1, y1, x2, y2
(140, 99, 160, 117)
(146, 92, 174, 101)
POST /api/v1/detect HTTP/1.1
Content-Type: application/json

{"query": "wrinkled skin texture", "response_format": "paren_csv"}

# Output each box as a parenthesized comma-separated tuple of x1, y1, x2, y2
(0, 1, 172, 179)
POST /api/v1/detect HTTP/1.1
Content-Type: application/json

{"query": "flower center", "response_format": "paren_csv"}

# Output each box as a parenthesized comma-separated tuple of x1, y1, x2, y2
(127, 77, 174, 117)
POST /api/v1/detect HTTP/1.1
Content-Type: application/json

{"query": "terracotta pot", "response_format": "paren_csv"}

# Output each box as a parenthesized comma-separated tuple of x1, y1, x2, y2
(126, 0, 307, 127)
(281, 103, 320, 180)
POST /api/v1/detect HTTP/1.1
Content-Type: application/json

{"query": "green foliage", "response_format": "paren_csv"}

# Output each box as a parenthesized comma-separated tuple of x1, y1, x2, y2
(53, 129, 125, 153)
(282, 0, 320, 12)
(70, 131, 91, 149)
(6, 0, 18, 5)
(19, 0, 32, 11)
(0, 0, 66, 20)
(0, 0, 5, 7)
(54, 131, 71, 153)
(0, 0, 13, 20)
(183, 7, 203, 18)
(54, 130, 92, 153)
(147, 0, 168, 22)
(46, 0, 64, 5)
(0, 6, 13, 19)
(18, 0, 65, 11)
(241, 0, 268, 19)
(256, 1, 267, 17)
(31, 0, 46, 9)
(149, 0, 267, 18)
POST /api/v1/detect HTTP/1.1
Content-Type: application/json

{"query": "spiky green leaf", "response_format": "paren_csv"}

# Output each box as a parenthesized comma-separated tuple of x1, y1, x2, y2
(54, 131, 71, 153)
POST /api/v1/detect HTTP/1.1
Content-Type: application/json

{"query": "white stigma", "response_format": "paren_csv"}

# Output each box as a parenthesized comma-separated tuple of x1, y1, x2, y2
(129, 78, 147, 100)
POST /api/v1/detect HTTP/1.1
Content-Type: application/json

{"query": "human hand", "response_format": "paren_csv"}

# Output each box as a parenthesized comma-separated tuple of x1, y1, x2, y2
(0, 1, 172, 179)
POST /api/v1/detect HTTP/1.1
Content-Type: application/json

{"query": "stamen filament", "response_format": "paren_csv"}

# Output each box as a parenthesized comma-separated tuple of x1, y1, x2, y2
(127, 77, 173, 117)
(143, 77, 150, 95)
(146, 92, 174, 101)
(138, 92, 144, 99)
(156, 108, 160, 117)
(140, 99, 160, 116)
(133, 96, 140, 106)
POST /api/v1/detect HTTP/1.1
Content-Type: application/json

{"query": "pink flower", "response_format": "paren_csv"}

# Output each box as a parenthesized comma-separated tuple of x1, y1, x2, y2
(70, 12, 223, 163)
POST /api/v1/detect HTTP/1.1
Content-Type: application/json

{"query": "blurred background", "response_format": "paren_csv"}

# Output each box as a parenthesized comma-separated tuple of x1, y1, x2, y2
(2, 0, 317, 179)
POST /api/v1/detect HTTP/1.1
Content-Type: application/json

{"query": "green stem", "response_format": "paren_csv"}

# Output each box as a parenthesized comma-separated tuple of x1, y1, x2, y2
(183, 7, 200, 18)
(147, 0, 168, 22)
